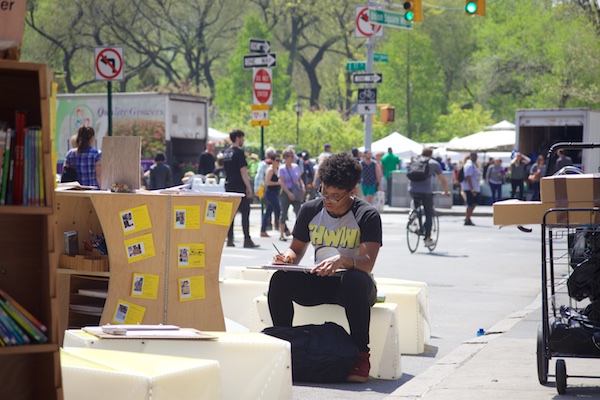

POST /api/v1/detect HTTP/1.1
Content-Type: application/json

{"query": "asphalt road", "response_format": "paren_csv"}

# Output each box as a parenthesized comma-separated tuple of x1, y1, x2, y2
(220, 207, 542, 399)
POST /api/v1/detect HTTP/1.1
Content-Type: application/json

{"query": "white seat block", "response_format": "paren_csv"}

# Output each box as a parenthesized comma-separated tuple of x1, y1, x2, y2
(63, 330, 292, 400)
(250, 295, 402, 380)
(222, 266, 275, 282)
(377, 285, 428, 354)
(61, 347, 222, 400)
(220, 278, 269, 329)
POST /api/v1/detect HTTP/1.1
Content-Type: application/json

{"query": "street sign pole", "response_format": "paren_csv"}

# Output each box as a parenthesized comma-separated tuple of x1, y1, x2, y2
(364, 36, 375, 152)
(107, 81, 112, 137)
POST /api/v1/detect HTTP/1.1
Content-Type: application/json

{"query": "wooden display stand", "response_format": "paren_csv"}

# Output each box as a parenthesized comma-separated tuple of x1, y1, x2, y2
(56, 190, 241, 332)
(0, 61, 62, 399)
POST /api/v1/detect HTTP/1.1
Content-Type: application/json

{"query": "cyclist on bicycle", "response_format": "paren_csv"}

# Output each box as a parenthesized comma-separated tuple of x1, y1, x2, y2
(407, 147, 450, 248)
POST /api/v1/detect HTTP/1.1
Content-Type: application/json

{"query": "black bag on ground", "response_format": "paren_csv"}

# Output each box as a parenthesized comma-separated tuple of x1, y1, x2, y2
(262, 322, 358, 383)
(407, 156, 430, 182)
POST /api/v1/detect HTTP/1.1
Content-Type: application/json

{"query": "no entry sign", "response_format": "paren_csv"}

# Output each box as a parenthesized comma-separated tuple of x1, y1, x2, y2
(95, 47, 124, 81)
(253, 68, 272, 105)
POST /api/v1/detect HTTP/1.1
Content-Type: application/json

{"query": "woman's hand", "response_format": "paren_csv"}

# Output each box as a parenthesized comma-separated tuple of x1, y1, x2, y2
(273, 253, 294, 265)
(311, 255, 343, 276)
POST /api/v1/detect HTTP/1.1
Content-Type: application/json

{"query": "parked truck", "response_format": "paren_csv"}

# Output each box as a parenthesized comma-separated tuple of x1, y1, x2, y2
(55, 92, 209, 180)
(515, 108, 600, 174)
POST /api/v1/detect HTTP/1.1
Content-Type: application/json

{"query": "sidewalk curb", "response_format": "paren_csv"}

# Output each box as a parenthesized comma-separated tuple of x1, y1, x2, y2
(384, 294, 542, 399)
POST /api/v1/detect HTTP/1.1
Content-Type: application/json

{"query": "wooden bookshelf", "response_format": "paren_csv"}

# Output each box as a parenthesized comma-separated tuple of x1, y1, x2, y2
(0, 60, 62, 399)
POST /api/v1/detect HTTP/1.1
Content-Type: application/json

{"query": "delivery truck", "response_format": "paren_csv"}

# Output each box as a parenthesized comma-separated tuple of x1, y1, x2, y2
(515, 108, 600, 174)
(55, 92, 209, 180)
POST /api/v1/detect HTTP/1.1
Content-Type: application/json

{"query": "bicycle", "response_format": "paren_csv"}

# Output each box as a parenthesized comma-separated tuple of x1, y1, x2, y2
(406, 192, 441, 253)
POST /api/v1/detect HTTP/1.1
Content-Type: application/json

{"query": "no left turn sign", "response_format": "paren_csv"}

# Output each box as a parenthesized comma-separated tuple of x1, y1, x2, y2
(95, 47, 124, 81)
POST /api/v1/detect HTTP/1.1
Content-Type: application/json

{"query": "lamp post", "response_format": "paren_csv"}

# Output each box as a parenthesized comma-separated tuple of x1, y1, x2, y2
(294, 101, 302, 144)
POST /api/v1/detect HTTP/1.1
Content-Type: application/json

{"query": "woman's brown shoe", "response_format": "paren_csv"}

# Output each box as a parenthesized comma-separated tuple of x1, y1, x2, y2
(260, 231, 270, 237)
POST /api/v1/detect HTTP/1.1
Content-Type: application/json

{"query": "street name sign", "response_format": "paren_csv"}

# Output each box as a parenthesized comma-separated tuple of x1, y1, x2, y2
(353, 73, 383, 84)
(368, 9, 413, 29)
(346, 61, 366, 71)
(243, 53, 277, 69)
(249, 39, 270, 53)
(374, 53, 389, 62)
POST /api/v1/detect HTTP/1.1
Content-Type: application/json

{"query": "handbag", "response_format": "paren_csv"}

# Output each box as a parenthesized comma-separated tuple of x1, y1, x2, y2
(61, 153, 78, 183)
(286, 167, 303, 200)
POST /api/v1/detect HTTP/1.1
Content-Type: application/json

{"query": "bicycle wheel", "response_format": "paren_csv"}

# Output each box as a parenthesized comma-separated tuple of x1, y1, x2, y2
(427, 214, 440, 252)
(406, 210, 420, 253)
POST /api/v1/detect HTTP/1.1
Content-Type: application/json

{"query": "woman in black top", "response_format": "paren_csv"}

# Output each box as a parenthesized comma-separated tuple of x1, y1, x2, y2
(261, 155, 282, 237)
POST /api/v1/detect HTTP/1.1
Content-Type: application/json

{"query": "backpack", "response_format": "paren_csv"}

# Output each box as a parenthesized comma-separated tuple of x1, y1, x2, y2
(407, 156, 430, 182)
(262, 322, 358, 383)
(457, 166, 465, 183)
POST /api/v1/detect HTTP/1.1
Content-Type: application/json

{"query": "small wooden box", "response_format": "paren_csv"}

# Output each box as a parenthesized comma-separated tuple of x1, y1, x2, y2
(60, 254, 109, 272)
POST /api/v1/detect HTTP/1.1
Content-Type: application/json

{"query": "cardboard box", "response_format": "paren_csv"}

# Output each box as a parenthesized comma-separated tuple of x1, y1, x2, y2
(493, 199, 600, 226)
(541, 174, 600, 205)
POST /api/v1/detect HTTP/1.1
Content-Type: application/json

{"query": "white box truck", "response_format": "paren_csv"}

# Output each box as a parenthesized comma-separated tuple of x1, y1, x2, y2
(55, 92, 209, 179)
(515, 108, 600, 174)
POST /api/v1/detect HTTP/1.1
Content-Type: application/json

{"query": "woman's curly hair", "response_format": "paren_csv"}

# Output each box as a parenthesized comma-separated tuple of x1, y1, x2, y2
(318, 152, 362, 191)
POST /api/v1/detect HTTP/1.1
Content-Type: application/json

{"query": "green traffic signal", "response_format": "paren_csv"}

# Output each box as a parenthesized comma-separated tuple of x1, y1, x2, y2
(405, 11, 414, 21)
(465, 1, 477, 14)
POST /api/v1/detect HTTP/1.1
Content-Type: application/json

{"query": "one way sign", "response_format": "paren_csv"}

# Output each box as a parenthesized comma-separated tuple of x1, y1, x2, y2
(243, 53, 277, 69)
(353, 73, 383, 84)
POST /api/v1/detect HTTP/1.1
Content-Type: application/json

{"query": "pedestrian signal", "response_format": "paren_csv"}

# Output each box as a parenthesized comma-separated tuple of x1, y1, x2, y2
(465, 0, 485, 16)
(403, 1, 423, 23)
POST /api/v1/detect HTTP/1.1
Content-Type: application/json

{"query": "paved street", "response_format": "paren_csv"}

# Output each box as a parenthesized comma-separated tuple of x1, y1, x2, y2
(220, 205, 542, 399)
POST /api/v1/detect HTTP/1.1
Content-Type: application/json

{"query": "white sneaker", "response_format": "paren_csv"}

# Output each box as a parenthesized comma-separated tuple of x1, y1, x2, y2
(425, 239, 436, 248)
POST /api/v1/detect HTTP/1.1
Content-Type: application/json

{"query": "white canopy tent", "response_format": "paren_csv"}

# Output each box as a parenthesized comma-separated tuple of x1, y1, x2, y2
(208, 127, 229, 144)
(447, 120, 516, 152)
(359, 132, 423, 159)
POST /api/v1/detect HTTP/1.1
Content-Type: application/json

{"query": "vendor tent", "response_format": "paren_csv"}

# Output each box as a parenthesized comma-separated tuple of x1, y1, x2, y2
(447, 120, 516, 152)
(208, 127, 229, 144)
(359, 132, 423, 158)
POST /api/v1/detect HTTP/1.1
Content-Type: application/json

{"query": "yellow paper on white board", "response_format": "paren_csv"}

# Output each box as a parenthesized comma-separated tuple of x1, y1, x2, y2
(112, 299, 146, 324)
(120, 204, 152, 235)
(178, 276, 206, 302)
(130, 272, 159, 299)
(124, 233, 156, 263)
(173, 206, 201, 229)
(177, 244, 205, 268)
(204, 200, 233, 226)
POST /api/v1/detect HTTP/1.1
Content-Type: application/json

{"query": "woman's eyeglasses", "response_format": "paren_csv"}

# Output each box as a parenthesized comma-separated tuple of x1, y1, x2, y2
(317, 185, 349, 204)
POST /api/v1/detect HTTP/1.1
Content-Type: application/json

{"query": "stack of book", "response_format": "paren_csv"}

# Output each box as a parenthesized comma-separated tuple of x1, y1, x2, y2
(0, 289, 48, 346)
(0, 111, 46, 206)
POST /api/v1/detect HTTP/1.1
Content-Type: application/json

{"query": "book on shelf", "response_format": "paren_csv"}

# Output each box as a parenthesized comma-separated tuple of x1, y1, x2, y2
(0, 289, 48, 346)
(0, 128, 11, 205)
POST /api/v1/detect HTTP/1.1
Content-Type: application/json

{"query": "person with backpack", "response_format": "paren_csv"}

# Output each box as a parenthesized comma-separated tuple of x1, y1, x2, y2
(407, 148, 450, 248)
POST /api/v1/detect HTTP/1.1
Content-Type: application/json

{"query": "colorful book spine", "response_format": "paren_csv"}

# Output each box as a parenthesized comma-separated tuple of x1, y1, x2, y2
(0, 317, 16, 345)
(37, 130, 45, 206)
(0, 129, 12, 205)
(4, 130, 16, 205)
(0, 298, 47, 343)
(0, 289, 47, 332)
(22, 130, 29, 206)
(0, 305, 29, 345)
(13, 111, 26, 205)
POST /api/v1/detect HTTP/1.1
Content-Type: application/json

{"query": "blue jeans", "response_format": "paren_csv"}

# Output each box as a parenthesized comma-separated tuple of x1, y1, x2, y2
(490, 182, 502, 203)
(262, 190, 281, 232)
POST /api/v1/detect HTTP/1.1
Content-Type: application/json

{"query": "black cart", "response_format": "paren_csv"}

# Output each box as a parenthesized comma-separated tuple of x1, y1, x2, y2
(536, 142, 600, 394)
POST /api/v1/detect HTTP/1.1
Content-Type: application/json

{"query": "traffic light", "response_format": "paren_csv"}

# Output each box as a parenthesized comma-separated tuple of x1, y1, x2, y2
(465, 0, 485, 16)
(403, 1, 423, 23)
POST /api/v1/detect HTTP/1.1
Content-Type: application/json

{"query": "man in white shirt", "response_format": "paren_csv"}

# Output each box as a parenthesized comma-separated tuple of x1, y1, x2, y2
(460, 152, 481, 226)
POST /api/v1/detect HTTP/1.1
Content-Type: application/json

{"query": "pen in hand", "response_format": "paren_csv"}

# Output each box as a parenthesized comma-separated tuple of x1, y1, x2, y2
(272, 243, 289, 264)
